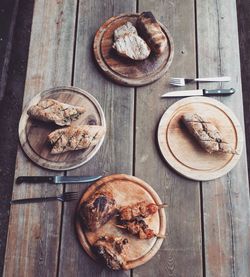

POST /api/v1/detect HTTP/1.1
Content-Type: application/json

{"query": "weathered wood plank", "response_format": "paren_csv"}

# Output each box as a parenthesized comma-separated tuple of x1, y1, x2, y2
(196, 0, 250, 276)
(58, 1, 136, 276)
(3, 0, 77, 276)
(133, 1, 203, 276)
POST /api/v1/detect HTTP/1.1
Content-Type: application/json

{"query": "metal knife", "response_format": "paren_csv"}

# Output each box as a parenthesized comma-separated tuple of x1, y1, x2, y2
(161, 88, 235, 98)
(16, 175, 103, 184)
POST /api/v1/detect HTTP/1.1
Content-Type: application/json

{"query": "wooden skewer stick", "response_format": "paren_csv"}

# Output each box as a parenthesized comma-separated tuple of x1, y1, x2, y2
(156, 234, 166, 239)
(156, 203, 167, 208)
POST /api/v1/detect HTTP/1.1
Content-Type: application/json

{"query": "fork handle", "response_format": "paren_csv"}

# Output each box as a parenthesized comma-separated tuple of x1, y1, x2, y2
(10, 196, 58, 204)
(194, 76, 231, 82)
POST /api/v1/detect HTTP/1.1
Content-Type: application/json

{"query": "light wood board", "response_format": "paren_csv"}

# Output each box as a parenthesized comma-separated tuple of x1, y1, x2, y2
(93, 13, 174, 86)
(158, 96, 243, 181)
(19, 86, 106, 171)
(76, 174, 166, 270)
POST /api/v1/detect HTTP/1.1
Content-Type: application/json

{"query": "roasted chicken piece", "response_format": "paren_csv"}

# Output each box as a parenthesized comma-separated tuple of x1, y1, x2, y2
(182, 113, 236, 154)
(48, 125, 105, 154)
(93, 236, 128, 270)
(79, 189, 117, 232)
(27, 99, 85, 126)
(119, 201, 166, 221)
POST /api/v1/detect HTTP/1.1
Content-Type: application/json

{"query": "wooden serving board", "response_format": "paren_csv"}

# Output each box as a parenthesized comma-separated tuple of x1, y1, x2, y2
(93, 13, 174, 86)
(75, 174, 166, 270)
(19, 86, 106, 171)
(158, 97, 243, 181)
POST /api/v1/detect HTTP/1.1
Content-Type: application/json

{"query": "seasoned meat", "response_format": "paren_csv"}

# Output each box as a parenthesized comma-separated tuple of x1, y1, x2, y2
(79, 189, 117, 232)
(119, 201, 166, 221)
(27, 99, 85, 126)
(47, 125, 105, 154)
(114, 22, 138, 40)
(112, 22, 151, 60)
(137, 11, 168, 54)
(182, 113, 235, 154)
(113, 34, 151, 60)
(116, 218, 160, 240)
(93, 236, 128, 270)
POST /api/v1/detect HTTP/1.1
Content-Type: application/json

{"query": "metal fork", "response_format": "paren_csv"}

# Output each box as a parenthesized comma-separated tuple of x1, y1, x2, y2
(170, 76, 231, 87)
(10, 192, 78, 204)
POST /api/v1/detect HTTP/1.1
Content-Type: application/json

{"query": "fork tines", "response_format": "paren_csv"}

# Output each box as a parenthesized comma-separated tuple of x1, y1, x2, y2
(63, 191, 78, 202)
(170, 77, 186, 86)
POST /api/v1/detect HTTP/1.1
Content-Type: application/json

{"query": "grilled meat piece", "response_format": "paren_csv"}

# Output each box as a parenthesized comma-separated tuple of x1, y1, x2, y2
(93, 236, 128, 270)
(119, 201, 166, 221)
(114, 22, 138, 40)
(182, 113, 235, 154)
(117, 218, 157, 240)
(79, 189, 117, 232)
(113, 34, 151, 60)
(112, 22, 151, 60)
(48, 125, 105, 154)
(137, 11, 168, 54)
(27, 99, 85, 126)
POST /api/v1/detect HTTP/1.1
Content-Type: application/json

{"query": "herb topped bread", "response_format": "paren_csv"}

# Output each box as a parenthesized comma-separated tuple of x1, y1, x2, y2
(48, 125, 105, 154)
(27, 99, 85, 126)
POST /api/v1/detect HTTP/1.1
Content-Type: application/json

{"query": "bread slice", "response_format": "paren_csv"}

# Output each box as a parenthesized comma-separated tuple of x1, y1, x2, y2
(114, 22, 138, 40)
(137, 11, 167, 54)
(27, 99, 85, 126)
(48, 125, 105, 154)
(182, 113, 235, 154)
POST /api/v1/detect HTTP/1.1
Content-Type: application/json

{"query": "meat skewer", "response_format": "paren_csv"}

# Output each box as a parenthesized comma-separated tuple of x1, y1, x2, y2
(79, 189, 117, 232)
(116, 218, 165, 240)
(119, 200, 167, 221)
(92, 235, 129, 270)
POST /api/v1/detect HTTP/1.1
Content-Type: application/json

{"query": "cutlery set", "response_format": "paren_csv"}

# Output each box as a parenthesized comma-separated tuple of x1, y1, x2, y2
(11, 175, 103, 204)
(163, 76, 234, 98)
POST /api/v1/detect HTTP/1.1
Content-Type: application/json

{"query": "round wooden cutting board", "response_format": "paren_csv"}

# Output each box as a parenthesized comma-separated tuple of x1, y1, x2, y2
(158, 97, 243, 181)
(76, 174, 166, 270)
(19, 86, 106, 171)
(93, 13, 174, 86)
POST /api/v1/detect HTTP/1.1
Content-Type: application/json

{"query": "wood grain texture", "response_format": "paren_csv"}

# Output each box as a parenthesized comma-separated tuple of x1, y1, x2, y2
(76, 174, 166, 270)
(93, 13, 174, 86)
(57, 1, 136, 276)
(133, 0, 203, 276)
(19, 86, 106, 171)
(196, 0, 250, 276)
(3, 0, 77, 276)
(158, 97, 243, 181)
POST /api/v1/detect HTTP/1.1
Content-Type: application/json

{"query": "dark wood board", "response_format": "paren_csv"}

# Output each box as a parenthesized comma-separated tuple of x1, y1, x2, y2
(133, 0, 203, 276)
(197, 0, 250, 276)
(58, 1, 136, 277)
(93, 13, 174, 86)
(158, 97, 243, 181)
(76, 174, 166, 270)
(3, 0, 77, 276)
(19, 86, 106, 171)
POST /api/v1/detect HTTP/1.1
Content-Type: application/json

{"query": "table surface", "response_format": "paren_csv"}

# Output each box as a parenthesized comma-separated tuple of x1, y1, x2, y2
(2, 0, 250, 276)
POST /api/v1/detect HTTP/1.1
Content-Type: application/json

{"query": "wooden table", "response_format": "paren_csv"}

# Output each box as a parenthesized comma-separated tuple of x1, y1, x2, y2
(3, 0, 250, 276)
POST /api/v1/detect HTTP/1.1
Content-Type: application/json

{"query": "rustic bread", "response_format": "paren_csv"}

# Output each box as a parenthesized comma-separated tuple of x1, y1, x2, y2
(137, 11, 167, 54)
(182, 113, 235, 154)
(27, 99, 85, 126)
(48, 125, 105, 154)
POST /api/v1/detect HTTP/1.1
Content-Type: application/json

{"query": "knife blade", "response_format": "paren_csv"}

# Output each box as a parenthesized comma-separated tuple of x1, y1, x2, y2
(16, 175, 103, 184)
(161, 88, 235, 98)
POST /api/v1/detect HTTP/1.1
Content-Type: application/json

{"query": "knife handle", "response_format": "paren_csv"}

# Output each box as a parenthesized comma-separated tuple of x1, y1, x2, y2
(16, 176, 54, 184)
(203, 88, 235, 96)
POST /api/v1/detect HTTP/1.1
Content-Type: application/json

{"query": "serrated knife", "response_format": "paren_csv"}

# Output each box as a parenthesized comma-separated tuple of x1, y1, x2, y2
(16, 175, 102, 184)
(161, 88, 235, 98)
